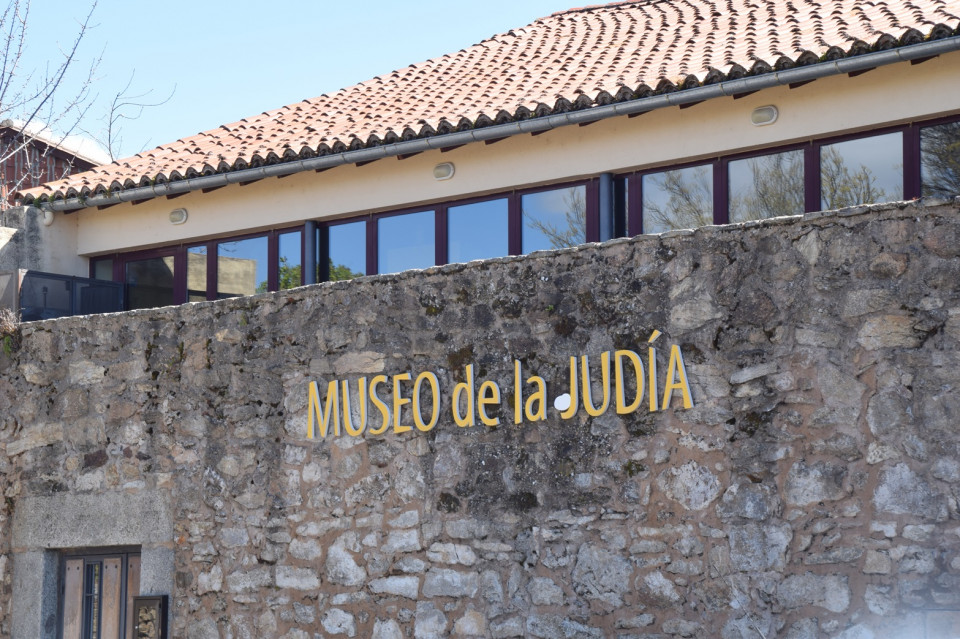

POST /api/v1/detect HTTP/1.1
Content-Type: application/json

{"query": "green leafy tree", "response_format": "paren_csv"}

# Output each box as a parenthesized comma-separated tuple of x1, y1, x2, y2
(256, 256, 362, 293)
(278, 258, 301, 290)
(328, 259, 363, 282)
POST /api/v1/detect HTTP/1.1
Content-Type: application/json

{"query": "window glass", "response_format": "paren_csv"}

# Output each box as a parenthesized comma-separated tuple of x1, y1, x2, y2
(820, 132, 902, 210)
(278, 230, 302, 290)
(729, 149, 805, 222)
(378, 210, 434, 274)
(642, 164, 713, 234)
(125, 256, 175, 310)
(448, 198, 509, 263)
(329, 221, 366, 281)
(186, 246, 207, 302)
(613, 176, 628, 238)
(921, 121, 960, 198)
(522, 185, 587, 253)
(83, 562, 101, 638)
(217, 236, 268, 298)
(92, 259, 113, 281)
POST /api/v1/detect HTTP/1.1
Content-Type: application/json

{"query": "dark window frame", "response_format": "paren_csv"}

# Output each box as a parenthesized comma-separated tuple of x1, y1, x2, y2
(617, 113, 960, 234)
(626, 157, 722, 235)
(915, 113, 960, 198)
(320, 177, 598, 281)
(92, 112, 960, 303)
(368, 205, 440, 275)
(91, 226, 303, 308)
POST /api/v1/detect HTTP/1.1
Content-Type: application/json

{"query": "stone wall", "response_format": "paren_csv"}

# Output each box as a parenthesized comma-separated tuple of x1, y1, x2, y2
(1, 199, 960, 638)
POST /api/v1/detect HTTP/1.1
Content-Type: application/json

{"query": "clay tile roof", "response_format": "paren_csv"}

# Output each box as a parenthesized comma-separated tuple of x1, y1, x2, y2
(19, 0, 960, 206)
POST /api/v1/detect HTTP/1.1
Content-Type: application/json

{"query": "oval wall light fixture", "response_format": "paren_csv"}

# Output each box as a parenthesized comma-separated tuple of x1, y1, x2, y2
(169, 208, 188, 225)
(433, 162, 455, 181)
(751, 105, 779, 126)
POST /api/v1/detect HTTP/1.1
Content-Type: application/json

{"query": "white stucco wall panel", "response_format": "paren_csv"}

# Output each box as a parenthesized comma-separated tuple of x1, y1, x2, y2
(75, 52, 960, 256)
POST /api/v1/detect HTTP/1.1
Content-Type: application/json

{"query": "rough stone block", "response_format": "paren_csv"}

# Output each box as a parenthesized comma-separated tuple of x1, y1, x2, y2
(776, 572, 850, 612)
(325, 545, 367, 586)
(874, 464, 948, 521)
(422, 568, 479, 598)
(784, 460, 846, 506)
(728, 522, 791, 571)
(275, 565, 319, 590)
(656, 462, 722, 511)
(369, 575, 419, 599)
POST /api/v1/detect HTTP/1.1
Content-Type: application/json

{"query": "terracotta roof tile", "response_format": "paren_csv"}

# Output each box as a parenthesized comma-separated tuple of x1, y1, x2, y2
(20, 0, 960, 205)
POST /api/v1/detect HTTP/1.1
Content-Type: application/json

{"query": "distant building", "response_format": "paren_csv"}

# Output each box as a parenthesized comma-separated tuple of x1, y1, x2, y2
(0, 118, 109, 209)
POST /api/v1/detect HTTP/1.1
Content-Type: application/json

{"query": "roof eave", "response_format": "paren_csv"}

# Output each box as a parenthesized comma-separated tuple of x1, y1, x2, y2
(34, 35, 960, 213)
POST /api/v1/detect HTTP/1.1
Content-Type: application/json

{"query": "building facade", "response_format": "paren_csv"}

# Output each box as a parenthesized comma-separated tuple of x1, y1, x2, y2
(3, 1, 960, 638)
(12, 1, 960, 312)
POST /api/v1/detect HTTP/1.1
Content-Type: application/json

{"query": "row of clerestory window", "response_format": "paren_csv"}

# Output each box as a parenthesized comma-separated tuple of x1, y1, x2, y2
(90, 116, 960, 310)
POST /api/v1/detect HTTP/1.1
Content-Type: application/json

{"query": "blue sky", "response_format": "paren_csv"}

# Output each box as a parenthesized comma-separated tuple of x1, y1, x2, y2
(18, 0, 570, 160)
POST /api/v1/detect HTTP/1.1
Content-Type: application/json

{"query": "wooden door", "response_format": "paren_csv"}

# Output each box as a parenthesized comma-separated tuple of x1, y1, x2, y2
(61, 552, 141, 639)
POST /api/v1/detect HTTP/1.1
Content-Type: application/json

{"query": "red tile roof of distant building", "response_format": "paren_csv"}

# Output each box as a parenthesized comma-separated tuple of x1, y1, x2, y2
(18, 0, 960, 206)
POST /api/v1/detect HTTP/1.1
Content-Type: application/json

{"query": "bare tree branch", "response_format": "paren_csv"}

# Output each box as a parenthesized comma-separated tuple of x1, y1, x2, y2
(86, 70, 175, 161)
(0, 0, 105, 208)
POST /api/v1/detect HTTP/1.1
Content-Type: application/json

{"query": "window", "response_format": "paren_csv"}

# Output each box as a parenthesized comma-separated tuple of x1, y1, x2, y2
(124, 254, 175, 311)
(61, 550, 140, 639)
(97, 227, 303, 310)
(318, 180, 596, 280)
(820, 132, 902, 210)
(278, 231, 302, 290)
(921, 121, 960, 198)
(728, 149, 805, 222)
(186, 246, 207, 302)
(522, 186, 587, 253)
(377, 210, 435, 274)
(448, 198, 509, 263)
(217, 236, 268, 298)
(92, 260, 113, 282)
(327, 221, 366, 281)
(641, 164, 713, 234)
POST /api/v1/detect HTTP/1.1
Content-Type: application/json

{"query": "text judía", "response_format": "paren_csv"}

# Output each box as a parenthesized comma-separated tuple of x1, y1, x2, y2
(306, 332, 693, 439)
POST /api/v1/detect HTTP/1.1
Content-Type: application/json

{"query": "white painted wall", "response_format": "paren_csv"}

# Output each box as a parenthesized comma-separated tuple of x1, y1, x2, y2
(50, 51, 960, 257)
(0, 207, 86, 277)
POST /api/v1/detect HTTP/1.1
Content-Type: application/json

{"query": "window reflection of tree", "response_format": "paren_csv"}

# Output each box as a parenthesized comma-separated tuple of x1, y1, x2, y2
(730, 152, 805, 222)
(524, 187, 587, 250)
(643, 166, 712, 233)
(257, 257, 362, 292)
(820, 146, 892, 210)
(922, 122, 960, 198)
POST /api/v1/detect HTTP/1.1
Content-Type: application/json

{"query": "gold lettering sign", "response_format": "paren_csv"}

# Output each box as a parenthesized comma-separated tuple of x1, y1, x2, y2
(306, 332, 693, 439)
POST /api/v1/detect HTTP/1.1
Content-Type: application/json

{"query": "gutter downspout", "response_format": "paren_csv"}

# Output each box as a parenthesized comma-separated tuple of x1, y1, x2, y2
(42, 36, 960, 213)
